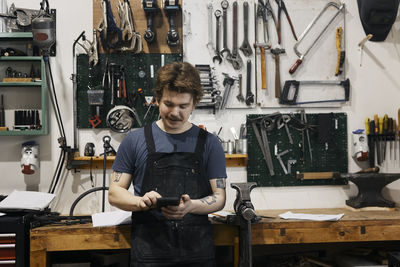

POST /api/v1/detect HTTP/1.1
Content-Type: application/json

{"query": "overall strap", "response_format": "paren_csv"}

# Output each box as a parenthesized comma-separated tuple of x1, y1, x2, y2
(144, 123, 156, 153)
(194, 128, 208, 155)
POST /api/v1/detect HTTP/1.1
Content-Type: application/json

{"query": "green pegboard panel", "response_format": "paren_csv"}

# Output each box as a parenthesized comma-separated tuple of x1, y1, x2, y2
(76, 53, 182, 129)
(246, 112, 348, 187)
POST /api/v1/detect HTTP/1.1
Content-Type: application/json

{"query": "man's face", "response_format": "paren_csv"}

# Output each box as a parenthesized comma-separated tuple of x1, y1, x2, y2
(158, 89, 195, 133)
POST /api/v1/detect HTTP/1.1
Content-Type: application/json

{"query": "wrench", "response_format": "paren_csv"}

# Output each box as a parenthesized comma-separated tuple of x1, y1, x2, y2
(240, 2, 253, 57)
(277, 114, 293, 144)
(260, 117, 275, 176)
(251, 119, 274, 176)
(206, 3, 214, 52)
(236, 73, 245, 102)
(220, 0, 232, 58)
(245, 59, 254, 106)
(227, 1, 243, 70)
(276, 149, 289, 174)
(213, 10, 223, 64)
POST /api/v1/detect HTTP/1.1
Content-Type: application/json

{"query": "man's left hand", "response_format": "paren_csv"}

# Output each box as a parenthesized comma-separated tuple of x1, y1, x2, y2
(161, 194, 192, 220)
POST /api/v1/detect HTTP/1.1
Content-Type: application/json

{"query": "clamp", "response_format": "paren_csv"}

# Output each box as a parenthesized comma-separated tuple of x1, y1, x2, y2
(164, 0, 181, 46)
(142, 0, 159, 44)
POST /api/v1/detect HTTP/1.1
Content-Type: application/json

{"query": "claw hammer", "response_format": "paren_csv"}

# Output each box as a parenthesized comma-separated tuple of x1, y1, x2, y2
(253, 42, 270, 90)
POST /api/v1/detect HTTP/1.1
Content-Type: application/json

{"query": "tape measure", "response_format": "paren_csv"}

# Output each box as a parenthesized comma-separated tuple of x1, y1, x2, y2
(106, 105, 140, 133)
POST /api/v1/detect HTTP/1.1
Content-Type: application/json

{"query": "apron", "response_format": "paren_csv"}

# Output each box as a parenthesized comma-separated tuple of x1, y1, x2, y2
(131, 124, 215, 265)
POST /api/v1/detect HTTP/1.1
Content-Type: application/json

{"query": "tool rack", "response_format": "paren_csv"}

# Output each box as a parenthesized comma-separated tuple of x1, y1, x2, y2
(0, 32, 48, 136)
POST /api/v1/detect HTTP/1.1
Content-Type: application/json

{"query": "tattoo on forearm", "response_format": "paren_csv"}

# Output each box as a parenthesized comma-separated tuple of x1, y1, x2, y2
(216, 178, 226, 189)
(114, 172, 123, 182)
(200, 195, 217, 205)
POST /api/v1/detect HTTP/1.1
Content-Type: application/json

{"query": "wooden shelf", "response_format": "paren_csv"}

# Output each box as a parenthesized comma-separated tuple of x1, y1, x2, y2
(71, 154, 248, 170)
(225, 154, 248, 167)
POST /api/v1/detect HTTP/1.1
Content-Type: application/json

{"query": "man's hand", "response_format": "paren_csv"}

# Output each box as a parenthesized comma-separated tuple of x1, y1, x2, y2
(161, 194, 193, 219)
(139, 191, 162, 210)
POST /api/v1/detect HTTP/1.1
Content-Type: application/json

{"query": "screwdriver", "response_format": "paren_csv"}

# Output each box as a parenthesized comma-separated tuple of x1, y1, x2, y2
(369, 119, 375, 167)
(398, 108, 400, 166)
(365, 118, 372, 167)
(374, 115, 381, 165)
(394, 119, 397, 161)
(379, 116, 383, 165)
(383, 114, 388, 161)
(388, 117, 393, 161)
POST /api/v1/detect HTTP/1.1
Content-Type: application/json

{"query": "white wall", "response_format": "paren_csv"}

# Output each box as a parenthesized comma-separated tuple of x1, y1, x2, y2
(1, 0, 400, 215)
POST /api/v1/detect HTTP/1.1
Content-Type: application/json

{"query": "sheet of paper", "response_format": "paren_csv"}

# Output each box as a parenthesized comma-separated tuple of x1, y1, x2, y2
(0, 190, 55, 211)
(209, 210, 235, 218)
(279, 211, 344, 221)
(92, 210, 132, 227)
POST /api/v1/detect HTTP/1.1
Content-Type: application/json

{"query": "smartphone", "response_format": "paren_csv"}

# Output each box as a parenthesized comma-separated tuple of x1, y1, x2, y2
(157, 196, 180, 208)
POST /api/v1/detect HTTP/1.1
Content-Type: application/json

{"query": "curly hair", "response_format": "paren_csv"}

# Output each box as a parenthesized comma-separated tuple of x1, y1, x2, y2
(152, 62, 203, 104)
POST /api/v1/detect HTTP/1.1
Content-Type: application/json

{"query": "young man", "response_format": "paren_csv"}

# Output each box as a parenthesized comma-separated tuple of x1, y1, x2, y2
(109, 62, 227, 266)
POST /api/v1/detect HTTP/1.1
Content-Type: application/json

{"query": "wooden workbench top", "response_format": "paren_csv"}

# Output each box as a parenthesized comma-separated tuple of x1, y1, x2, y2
(30, 208, 400, 267)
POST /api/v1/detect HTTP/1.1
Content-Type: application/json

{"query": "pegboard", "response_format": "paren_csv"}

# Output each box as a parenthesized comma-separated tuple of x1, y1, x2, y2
(93, 0, 182, 54)
(182, 0, 347, 108)
(76, 53, 182, 129)
(246, 112, 348, 187)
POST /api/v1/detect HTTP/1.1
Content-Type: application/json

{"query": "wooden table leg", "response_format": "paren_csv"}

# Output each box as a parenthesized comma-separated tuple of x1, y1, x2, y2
(30, 249, 47, 267)
(234, 236, 239, 267)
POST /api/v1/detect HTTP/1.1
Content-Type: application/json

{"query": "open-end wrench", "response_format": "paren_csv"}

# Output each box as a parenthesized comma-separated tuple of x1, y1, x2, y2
(206, 3, 214, 53)
(236, 73, 245, 102)
(251, 119, 274, 176)
(277, 114, 293, 144)
(240, 2, 253, 57)
(276, 149, 289, 174)
(213, 10, 223, 64)
(227, 1, 243, 70)
(220, 0, 231, 58)
(245, 59, 254, 106)
(260, 117, 275, 176)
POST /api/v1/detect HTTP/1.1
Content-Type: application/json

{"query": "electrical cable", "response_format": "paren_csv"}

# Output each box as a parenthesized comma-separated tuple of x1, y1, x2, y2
(47, 148, 63, 193)
(69, 187, 109, 216)
(49, 150, 66, 194)
(44, 57, 68, 194)
(45, 57, 66, 139)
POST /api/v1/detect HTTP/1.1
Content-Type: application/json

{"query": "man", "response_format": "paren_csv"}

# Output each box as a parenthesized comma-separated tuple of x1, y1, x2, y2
(109, 61, 227, 266)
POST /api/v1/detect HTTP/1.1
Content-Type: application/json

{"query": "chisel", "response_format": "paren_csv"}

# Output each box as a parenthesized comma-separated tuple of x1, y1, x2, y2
(398, 109, 400, 165)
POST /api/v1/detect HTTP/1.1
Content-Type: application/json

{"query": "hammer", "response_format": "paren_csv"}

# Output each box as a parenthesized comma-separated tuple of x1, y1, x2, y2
(253, 42, 270, 90)
(270, 47, 285, 99)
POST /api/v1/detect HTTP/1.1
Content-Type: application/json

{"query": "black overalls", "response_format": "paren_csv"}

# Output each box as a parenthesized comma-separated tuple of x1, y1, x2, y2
(130, 124, 215, 266)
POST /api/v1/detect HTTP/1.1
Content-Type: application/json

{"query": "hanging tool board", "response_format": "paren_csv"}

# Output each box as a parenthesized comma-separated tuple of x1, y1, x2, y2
(246, 112, 348, 187)
(76, 53, 182, 128)
(93, 0, 182, 54)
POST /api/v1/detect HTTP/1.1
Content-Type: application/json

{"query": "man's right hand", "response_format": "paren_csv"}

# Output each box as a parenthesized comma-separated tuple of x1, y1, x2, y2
(139, 191, 162, 210)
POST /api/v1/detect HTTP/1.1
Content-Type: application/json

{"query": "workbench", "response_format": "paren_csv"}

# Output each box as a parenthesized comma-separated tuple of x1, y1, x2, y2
(30, 208, 400, 266)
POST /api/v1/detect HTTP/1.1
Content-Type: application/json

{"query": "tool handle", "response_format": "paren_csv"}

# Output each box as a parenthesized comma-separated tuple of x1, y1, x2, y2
(398, 108, 400, 132)
(374, 114, 379, 133)
(280, 80, 299, 105)
(340, 79, 350, 101)
(289, 59, 302, 74)
(365, 118, 370, 135)
(277, 19, 281, 44)
(274, 55, 281, 98)
(260, 47, 266, 90)
(296, 172, 340, 180)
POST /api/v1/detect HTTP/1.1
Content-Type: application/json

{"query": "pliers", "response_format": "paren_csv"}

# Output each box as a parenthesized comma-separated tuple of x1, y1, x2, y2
(274, 0, 297, 44)
(118, 66, 127, 98)
(257, 0, 277, 46)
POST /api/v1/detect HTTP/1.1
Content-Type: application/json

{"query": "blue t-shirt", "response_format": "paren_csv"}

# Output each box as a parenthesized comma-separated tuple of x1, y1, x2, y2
(112, 122, 227, 196)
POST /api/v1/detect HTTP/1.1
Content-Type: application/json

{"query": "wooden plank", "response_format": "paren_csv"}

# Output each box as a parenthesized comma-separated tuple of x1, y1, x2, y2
(93, 0, 182, 54)
(29, 249, 47, 267)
